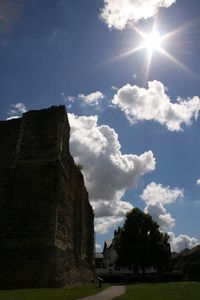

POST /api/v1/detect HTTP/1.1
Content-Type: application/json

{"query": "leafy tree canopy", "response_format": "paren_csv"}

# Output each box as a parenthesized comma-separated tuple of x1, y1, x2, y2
(113, 208, 170, 273)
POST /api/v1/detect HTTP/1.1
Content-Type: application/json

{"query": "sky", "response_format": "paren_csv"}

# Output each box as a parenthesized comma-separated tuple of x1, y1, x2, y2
(0, 0, 200, 253)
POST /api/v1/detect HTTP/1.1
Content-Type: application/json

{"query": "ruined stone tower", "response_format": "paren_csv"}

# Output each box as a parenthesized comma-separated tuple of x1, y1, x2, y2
(0, 106, 94, 288)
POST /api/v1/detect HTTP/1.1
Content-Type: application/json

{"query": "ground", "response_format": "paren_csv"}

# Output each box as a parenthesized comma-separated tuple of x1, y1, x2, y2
(116, 282, 200, 300)
(1, 282, 200, 299)
(0, 284, 109, 300)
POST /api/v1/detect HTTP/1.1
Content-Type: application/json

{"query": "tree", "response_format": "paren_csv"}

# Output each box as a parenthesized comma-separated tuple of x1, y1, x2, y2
(113, 208, 170, 274)
(77, 163, 83, 171)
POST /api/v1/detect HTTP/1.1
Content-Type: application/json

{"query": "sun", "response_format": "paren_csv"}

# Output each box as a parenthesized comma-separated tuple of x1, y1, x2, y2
(131, 20, 193, 81)
(101, 19, 195, 82)
(133, 25, 163, 57)
(143, 30, 161, 54)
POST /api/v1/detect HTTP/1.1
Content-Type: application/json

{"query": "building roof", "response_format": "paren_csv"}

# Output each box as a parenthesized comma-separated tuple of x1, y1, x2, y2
(179, 248, 190, 257)
(105, 240, 112, 248)
(103, 240, 113, 253)
(172, 244, 200, 259)
(187, 244, 200, 255)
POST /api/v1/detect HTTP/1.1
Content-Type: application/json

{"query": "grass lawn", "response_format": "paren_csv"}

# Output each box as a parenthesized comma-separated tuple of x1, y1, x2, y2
(0, 283, 108, 300)
(116, 282, 200, 300)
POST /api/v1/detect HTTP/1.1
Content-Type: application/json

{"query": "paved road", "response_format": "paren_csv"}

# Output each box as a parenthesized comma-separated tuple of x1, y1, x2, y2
(78, 285, 125, 300)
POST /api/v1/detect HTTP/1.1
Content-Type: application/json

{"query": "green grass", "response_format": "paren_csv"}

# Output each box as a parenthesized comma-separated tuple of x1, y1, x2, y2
(0, 284, 109, 300)
(115, 282, 200, 300)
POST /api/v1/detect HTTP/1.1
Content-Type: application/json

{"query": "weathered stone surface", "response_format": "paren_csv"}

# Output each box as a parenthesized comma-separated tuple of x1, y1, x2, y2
(0, 106, 94, 288)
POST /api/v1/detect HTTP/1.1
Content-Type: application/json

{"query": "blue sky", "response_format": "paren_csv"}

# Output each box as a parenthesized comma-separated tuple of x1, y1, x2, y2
(1, 0, 200, 253)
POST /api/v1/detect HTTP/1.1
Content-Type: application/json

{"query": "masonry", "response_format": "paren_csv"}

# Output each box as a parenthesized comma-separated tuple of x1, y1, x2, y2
(0, 106, 94, 288)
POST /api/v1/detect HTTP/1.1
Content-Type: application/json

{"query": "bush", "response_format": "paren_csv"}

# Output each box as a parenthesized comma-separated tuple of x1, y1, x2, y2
(100, 272, 184, 284)
(160, 272, 183, 282)
(183, 263, 200, 281)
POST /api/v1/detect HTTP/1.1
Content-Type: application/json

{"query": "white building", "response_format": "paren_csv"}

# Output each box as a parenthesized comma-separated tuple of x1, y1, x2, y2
(103, 240, 117, 271)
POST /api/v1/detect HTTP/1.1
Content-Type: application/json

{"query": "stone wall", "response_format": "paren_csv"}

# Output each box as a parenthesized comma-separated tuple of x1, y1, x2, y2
(0, 106, 94, 288)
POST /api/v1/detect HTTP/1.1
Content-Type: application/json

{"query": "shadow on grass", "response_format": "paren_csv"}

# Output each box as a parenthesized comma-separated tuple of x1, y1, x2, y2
(0, 283, 109, 300)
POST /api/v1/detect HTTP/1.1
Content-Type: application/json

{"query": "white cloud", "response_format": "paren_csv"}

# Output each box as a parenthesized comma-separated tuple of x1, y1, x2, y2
(111, 86, 118, 91)
(141, 183, 199, 251)
(78, 91, 104, 106)
(144, 201, 175, 231)
(100, 0, 176, 30)
(6, 115, 21, 120)
(61, 92, 67, 103)
(196, 179, 200, 187)
(91, 199, 133, 219)
(169, 232, 199, 252)
(7, 103, 27, 120)
(112, 81, 200, 131)
(68, 113, 155, 233)
(92, 198, 133, 234)
(95, 243, 102, 251)
(68, 96, 75, 103)
(66, 91, 104, 107)
(93, 199, 133, 234)
(95, 216, 124, 234)
(141, 182, 183, 231)
(141, 182, 184, 205)
(61, 92, 75, 107)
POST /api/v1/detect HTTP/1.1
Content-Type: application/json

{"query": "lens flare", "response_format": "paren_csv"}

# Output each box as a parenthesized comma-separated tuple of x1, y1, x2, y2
(0, 0, 19, 43)
(99, 18, 197, 81)
(133, 20, 196, 80)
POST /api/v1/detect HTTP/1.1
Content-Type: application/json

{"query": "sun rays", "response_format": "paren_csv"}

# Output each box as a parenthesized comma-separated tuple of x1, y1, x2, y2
(100, 18, 197, 81)
(132, 19, 196, 80)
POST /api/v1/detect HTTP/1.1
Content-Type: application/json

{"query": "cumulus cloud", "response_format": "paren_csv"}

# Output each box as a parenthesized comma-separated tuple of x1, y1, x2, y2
(141, 182, 184, 205)
(141, 183, 199, 251)
(144, 201, 175, 231)
(65, 91, 104, 107)
(68, 113, 155, 233)
(7, 103, 27, 120)
(95, 216, 124, 234)
(78, 91, 104, 106)
(141, 182, 183, 231)
(112, 81, 200, 131)
(91, 199, 133, 219)
(95, 243, 102, 251)
(100, 0, 176, 30)
(196, 179, 200, 187)
(92, 198, 133, 234)
(169, 232, 199, 252)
